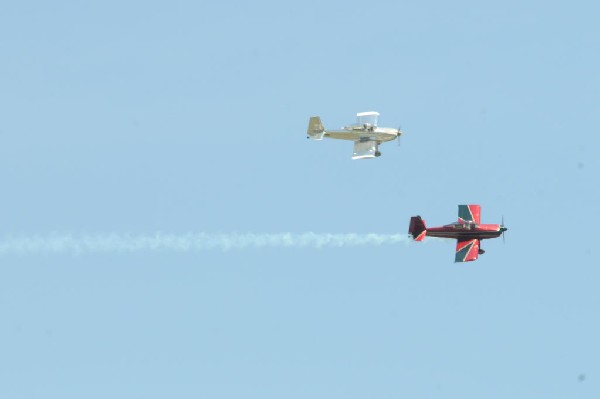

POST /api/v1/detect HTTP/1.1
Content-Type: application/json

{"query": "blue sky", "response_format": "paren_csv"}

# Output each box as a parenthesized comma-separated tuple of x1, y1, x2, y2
(1, 0, 599, 398)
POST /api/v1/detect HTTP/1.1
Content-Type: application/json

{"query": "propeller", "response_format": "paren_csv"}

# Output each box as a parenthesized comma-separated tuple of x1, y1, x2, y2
(501, 215, 506, 243)
(397, 125, 402, 146)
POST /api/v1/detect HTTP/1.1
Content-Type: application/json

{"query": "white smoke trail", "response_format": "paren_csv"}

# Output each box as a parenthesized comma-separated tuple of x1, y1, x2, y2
(0, 232, 409, 255)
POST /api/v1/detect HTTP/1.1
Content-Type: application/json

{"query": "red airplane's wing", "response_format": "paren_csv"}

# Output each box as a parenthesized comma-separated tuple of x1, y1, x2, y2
(458, 204, 481, 225)
(455, 238, 480, 262)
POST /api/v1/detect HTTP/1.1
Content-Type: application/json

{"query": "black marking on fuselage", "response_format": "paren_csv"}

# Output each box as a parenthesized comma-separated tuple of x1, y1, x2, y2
(426, 231, 502, 240)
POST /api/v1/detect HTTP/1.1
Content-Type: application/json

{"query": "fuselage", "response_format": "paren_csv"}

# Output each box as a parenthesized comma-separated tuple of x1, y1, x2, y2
(324, 126, 400, 143)
(426, 222, 506, 240)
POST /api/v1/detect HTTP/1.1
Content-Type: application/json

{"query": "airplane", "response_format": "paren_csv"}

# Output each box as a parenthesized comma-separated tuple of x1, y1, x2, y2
(408, 204, 507, 262)
(307, 111, 402, 159)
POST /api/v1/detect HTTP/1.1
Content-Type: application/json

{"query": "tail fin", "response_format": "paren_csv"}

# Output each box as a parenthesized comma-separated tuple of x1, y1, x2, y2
(307, 116, 325, 140)
(409, 216, 427, 241)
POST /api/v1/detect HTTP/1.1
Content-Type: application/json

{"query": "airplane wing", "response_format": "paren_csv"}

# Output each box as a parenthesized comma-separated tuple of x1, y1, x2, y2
(458, 204, 481, 224)
(455, 238, 480, 262)
(356, 111, 379, 127)
(352, 140, 378, 159)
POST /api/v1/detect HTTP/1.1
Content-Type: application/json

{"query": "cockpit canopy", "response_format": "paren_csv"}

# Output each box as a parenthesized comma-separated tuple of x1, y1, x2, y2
(446, 222, 477, 230)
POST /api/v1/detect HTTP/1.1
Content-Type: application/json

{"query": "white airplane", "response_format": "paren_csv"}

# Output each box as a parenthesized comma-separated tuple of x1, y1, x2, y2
(307, 111, 402, 159)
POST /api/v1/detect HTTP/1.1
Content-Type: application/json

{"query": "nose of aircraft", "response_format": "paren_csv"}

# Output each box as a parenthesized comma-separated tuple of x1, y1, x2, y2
(500, 225, 508, 243)
(500, 216, 507, 232)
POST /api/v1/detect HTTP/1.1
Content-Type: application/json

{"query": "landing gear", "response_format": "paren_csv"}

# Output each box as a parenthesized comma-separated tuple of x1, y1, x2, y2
(375, 151, 381, 157)
(478, 248, 486, 255)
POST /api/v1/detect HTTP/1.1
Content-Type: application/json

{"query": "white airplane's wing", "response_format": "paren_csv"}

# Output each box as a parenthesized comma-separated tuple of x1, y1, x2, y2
(352, 140, 379, 160)
(356, 111, 379, 127)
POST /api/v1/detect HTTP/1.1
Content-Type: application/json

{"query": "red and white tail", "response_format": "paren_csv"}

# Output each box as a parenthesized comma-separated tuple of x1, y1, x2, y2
(408, 216, 427, 241)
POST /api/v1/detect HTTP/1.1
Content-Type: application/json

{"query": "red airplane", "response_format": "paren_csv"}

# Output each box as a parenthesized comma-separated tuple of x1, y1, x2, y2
(408, 204, 507, 262)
